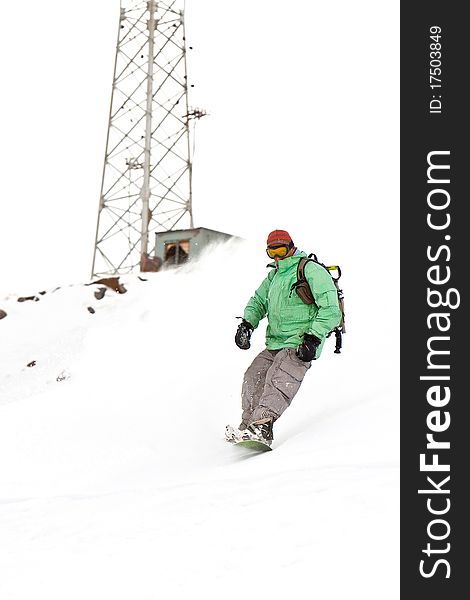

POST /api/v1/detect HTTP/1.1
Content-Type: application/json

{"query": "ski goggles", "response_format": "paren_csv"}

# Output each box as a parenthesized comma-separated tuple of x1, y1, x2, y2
(266, 244, 289, 259)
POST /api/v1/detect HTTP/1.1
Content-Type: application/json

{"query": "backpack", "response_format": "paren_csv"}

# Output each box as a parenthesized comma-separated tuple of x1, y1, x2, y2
(289, 254, 346, 354)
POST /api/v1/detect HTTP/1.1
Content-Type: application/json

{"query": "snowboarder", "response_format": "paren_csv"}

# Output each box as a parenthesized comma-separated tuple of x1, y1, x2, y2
(227, 230, 342, 447)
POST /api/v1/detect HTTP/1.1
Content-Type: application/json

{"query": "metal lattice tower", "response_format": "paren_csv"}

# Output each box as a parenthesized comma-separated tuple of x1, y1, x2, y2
(92, 0, 201, 277)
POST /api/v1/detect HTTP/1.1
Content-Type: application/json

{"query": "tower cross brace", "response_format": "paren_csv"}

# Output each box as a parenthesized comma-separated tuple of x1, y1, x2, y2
(92, 0, 199, 277)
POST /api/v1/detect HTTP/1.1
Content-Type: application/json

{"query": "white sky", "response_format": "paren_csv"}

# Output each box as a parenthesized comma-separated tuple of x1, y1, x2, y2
(0, 0, 399, 293)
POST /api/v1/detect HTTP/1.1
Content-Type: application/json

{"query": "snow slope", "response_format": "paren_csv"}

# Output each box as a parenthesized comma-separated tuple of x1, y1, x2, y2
(0, 239, 399, 599)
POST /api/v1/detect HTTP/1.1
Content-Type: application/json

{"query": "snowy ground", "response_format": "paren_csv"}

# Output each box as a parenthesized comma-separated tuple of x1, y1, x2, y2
(0, 240, 399, 599)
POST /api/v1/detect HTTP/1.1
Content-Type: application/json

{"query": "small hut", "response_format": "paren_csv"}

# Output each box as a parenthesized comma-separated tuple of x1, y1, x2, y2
(153, 227, 240, 269)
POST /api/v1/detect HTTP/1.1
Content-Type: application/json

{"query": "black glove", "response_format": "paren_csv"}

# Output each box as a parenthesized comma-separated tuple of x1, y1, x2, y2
(296, 333, 321, 361)
(235, 319, 253, 350)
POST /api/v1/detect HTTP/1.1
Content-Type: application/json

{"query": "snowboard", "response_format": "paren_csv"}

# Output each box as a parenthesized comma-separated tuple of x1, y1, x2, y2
(233, 439, 272, 452)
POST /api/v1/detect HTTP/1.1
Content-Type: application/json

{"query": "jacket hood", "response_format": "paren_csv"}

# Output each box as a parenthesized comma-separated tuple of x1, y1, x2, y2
(267, 251, 307, 271)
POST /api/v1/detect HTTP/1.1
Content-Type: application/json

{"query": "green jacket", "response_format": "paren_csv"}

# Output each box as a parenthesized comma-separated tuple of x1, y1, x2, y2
(243, 252, 342, 357)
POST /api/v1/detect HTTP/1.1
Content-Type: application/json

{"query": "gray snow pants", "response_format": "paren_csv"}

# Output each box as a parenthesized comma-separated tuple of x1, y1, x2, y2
(241, 348, 311, 426)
